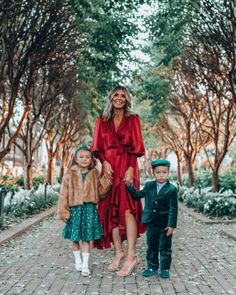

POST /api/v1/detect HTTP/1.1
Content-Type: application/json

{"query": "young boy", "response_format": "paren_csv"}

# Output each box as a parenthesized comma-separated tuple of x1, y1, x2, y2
(126, 159, 178, 279)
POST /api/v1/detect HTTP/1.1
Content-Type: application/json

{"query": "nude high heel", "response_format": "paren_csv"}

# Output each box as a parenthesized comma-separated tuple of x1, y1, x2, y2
(116, 256, 140, 277)
(108, 251, 125, 272)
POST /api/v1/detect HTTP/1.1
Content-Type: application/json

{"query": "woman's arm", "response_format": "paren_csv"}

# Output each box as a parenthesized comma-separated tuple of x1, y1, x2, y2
(125, 115, 145, 184)
(128, 115, 145, 166)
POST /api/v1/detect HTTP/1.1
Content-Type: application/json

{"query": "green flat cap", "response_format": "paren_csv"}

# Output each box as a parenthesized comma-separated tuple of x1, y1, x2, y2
(151, 159, 171, 168)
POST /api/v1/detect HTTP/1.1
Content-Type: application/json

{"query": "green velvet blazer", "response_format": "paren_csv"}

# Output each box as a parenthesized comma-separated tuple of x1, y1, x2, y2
(127, 180, 178, 228)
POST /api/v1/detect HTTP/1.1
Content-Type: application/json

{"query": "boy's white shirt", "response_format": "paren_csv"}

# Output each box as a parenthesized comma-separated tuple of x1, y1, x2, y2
(156, 181, 167, 194)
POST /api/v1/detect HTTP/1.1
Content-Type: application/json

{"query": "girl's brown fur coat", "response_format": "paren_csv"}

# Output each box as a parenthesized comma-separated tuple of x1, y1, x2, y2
(57, 166, 111, 220)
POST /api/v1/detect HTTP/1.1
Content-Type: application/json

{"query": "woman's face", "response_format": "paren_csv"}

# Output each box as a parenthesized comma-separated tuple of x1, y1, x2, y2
(111, 89, 127, 110)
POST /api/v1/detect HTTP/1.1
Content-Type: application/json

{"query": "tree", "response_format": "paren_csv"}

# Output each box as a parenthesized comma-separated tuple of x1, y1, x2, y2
(70, 0, 152, 107)
(46, 94, 88, 184)
(189, 0, 236, 105)
(176, 47, 236, 191)
(154, 54, 211, 187)
(155, 116, 184, 184)
(137, 0, 236, 190)
(0, 0, 79, 162)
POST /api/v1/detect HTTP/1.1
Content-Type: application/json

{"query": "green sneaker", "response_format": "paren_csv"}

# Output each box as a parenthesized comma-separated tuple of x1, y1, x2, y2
(142, 268, 158, 277)
(160, 269, 169, 279)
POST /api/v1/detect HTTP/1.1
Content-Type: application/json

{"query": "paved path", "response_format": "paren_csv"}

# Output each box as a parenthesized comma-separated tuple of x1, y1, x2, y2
(0, 210, 236, 295)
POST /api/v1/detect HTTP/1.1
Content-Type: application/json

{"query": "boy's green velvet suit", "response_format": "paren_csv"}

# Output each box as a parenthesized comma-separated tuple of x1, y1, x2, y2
(127, 180, 178, 271)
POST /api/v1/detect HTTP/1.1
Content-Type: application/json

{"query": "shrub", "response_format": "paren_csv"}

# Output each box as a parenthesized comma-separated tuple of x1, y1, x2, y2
(179, 186, 236, 219)
(15, 177, 24, 187)
(182, 170, 212, 188)
(219, 169, 236, 192)
(32, 176, 45, 189)
(0, 216, 3, 227)
(0, 175, 47, 191)
(0, 175, 20, 192)
(4, 184, 59, 218)
(182, 168, 236, 192)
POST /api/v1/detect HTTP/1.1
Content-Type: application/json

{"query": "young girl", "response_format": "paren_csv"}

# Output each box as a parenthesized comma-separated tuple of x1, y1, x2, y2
(57, 145, 112, 276)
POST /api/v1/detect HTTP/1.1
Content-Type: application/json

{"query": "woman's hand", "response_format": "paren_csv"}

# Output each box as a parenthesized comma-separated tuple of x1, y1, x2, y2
(124, 166, 134, 185)
(103, 160, 113, 177)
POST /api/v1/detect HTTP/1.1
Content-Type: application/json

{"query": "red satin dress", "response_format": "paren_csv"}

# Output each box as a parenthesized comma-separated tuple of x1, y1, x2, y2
(92, 114, 146, 249)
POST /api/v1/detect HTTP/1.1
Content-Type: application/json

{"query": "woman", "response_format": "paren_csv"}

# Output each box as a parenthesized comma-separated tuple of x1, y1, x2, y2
(92, 85, 145, 276)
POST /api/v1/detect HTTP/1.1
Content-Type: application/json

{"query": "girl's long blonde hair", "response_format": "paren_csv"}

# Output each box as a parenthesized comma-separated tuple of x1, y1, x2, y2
(102, 85, 136, 121)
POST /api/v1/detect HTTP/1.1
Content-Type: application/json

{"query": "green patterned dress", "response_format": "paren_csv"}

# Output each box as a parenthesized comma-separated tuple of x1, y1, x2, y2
(62, 172, 103, 242)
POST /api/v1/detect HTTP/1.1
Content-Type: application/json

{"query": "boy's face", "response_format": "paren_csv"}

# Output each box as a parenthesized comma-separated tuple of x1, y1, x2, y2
(153, 165, 169, 183)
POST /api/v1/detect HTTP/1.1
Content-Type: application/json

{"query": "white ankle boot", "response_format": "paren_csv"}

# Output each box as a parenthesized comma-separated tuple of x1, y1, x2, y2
(82, 252, 90, 276)
(73, 251, 82, 271)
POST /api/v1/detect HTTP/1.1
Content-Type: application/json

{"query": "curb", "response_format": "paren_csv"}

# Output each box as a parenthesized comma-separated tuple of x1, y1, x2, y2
(221, 228, 236, 241)
(178, 202, 236, 224)
(179, 202, 236, 241)
(0, 206, 56, 246)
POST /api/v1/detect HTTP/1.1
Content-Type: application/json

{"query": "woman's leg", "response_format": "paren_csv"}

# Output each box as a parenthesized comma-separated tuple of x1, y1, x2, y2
(108, 227, 124, 271)
(125, 210, 138, 258)
(117, 210, 140, 276)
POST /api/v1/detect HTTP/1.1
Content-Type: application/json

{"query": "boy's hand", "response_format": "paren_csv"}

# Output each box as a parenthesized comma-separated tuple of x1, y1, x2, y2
(165, 227, 174, 236)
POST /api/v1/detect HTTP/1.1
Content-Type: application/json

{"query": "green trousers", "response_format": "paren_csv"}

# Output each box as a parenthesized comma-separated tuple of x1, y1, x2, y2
(146, 224, 172, 270)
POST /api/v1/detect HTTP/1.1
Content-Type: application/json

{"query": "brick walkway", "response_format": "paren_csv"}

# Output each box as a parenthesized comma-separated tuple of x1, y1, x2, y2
(0, 210, 236, 295)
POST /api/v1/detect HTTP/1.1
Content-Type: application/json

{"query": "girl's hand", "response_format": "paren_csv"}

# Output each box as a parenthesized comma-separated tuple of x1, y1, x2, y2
(62, 218, 68, 223)
(165, 227, 174, 236)
(103, 160, 113, 177)
(124, 166, 134, 185)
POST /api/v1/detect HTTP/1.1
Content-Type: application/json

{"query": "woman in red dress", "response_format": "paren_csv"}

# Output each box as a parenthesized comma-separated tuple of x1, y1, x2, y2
(92, 85, 146, 276)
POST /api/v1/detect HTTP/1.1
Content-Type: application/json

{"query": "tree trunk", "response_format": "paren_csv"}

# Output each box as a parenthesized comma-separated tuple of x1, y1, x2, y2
(185, 156, 195, 187)
(24, 161, 33, 189)
(177, 158, 182, 185)
(60, 164, 64, 181)
(0, 108, 30, 162)
(60, 148, 68, 180)
(211, 168, 219, 192)
(48, 155, 55, 185)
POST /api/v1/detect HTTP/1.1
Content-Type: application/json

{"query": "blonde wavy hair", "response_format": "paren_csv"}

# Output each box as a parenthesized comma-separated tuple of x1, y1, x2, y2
(102, 86, 136, 121)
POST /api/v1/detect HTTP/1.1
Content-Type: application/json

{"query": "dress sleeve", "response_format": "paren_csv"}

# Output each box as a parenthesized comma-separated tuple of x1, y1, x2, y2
(92, 117, 106, 163)
(128, 115, 145, 167)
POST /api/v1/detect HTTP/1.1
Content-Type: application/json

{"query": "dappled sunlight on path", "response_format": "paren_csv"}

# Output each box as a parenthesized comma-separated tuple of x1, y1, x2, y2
(0, 210, 235, 294)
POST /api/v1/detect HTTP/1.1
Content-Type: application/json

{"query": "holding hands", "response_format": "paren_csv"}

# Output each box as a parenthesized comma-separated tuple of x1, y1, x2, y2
(103, 161, 134, 185)
(124, 166, 134, 185)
